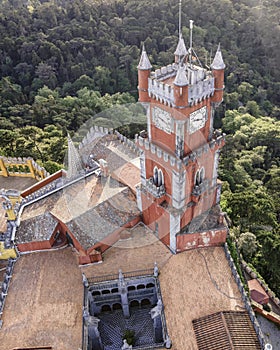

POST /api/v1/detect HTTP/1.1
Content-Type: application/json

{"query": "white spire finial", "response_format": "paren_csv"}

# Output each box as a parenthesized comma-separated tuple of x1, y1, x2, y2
(179, 0, 182, 37)
(189, 20, 194, 67)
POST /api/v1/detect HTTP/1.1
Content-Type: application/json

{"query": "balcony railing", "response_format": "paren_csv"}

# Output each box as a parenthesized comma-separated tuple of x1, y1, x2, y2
(145, 178, 165, 198)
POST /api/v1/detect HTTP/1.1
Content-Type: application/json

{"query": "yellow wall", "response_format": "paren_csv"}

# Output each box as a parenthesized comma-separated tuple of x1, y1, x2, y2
(0, 242, 17, 260)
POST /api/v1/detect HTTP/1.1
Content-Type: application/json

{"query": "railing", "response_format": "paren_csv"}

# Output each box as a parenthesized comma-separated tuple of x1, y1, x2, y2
(145, 179, 165, 198)
(88, 268, 154, 285)
(192, 180, 208, 196)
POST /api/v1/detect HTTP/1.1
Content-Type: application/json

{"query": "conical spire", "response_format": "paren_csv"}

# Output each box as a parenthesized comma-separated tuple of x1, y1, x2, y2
(174, 33, 188, 57)
(211, 43, 225, 70)
(66, 133, 84, 179)
(137, 44, 152, 70)
(174, 64, 188, 86)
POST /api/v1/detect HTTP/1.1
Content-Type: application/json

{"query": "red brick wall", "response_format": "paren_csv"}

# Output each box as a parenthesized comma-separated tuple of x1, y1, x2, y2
(21, 170, 64, 197)
(176, 228, 227, 252)
(211, 69, 224, 104)
(17, 240, 52, 252)
(138, 70, 151, 103)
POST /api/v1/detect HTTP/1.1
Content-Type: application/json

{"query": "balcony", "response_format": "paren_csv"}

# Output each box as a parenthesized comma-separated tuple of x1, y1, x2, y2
(192, 181, 208, 197)
(145, 178, 165, 198)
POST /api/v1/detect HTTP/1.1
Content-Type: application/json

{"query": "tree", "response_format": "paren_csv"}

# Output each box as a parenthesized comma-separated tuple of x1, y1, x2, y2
(238, 232, 258, 260)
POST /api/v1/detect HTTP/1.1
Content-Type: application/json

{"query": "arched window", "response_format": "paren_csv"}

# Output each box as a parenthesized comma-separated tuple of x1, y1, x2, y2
(101, 305, 111, 312)
(153, 166, 164, 187)
(112, 303, 122, 310)
(158, 169, 164, 186)
(195, 167, 205, 186)
(153, 166, 158, 185)
(130, 300, 140, 308)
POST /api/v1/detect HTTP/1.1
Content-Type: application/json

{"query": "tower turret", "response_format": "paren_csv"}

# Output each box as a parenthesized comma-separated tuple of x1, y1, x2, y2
(173, 64, 188, 107)
(174, 34, 188, 64)
(211, 44, 225, 106)
(137, 44, 152, 103)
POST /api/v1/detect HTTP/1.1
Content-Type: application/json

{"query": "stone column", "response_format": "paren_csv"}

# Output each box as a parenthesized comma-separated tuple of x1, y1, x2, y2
(150, 299, 164, 343)
(118, 270, 130, 318)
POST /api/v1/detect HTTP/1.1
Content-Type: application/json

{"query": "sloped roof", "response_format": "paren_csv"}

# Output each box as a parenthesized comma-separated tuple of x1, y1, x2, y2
(65, 187, 139, 248)
(16, 212, 58, 244)
(193, 311, 261, 349)
(137, 44, 152, 70)
(211, 43, 226, 70)
(248, 279, 269, 305)
(174, 34, 188, 57)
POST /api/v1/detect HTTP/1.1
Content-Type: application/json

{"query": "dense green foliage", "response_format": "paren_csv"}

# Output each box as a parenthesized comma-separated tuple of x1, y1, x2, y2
(220, 111, 280, 295)
(0, 0, 279, 294)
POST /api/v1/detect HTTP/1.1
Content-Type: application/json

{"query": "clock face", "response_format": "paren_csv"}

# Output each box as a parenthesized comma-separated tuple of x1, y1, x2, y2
(189, 106, 207, 134)
(152, 106, 173, 134)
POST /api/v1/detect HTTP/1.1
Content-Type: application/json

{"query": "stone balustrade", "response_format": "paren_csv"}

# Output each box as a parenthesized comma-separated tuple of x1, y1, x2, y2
(145, 178, 165, 198)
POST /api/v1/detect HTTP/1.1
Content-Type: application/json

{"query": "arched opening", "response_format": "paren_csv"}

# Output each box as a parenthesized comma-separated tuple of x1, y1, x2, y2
(92, 291, 101, 296)
(141, 299, 151, 307)
(200, 167, 205, 182)
(153, 166, 158, 186)
(130, 300, 140, 308)
(195, 170, 201, 186)
(101, 289, 110, 295)
(146, 283, 155, 289)
(137, 284, 145, 290)
(195, 167, 205, 186)
(111, 288, 118, 293)
(128, 285, 136, 291)
(112, 303, 122, 310)
(101, 305, 111, 312)
(158, 169, 164, 186)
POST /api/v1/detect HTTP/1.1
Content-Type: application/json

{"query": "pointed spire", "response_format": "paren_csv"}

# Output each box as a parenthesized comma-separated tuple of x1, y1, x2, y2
(174, 33, 188, 57)
(66, 133, 84, 179)
(137, 44, 152, 70)
(211, 43, 225, 70)
(174, 65, 188, 86)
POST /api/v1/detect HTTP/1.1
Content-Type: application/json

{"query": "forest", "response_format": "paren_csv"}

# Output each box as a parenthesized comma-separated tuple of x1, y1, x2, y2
(0, 0, 279, 295)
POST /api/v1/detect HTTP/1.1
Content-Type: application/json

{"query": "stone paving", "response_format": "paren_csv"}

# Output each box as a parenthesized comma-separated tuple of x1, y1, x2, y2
(99, 307, 155, 350)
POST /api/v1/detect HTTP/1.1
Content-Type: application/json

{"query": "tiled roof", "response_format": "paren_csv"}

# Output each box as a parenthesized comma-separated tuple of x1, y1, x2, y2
(17, 212, 58, 243)
(18, 174, 139, 248)
(193, 311, 261, 349)
(66, 187, 140, 248)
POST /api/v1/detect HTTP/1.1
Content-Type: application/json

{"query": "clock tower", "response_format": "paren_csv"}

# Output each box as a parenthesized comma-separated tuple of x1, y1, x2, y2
(136, 20, 227, 253)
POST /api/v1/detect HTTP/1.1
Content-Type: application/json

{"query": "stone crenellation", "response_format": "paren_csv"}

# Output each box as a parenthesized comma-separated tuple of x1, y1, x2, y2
(78, 126, 140, 156)
(0, 156, 49, 180)
(136, 133, 226, 170)
(148, 63, 215, 107)
(78, 126, 114, 150)
(224, 243, 266, 349)
(0, 258, 16, 323)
